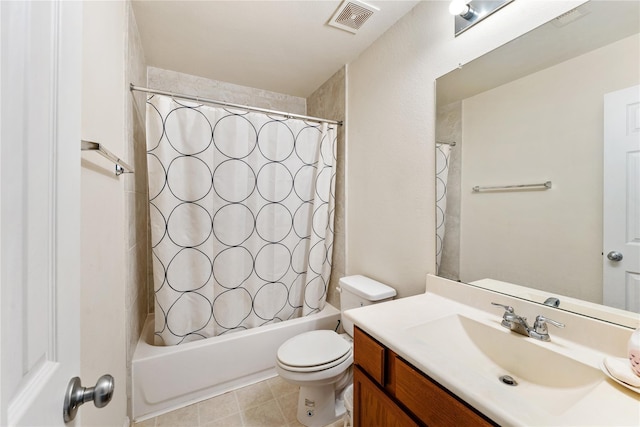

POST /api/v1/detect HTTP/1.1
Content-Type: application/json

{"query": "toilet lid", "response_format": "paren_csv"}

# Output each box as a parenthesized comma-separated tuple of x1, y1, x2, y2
(277, 330, 351, 368)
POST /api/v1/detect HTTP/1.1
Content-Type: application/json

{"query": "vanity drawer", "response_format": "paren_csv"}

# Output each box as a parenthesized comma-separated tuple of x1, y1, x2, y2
(354, 326, 385, 385)
(395, 356, 496, 427)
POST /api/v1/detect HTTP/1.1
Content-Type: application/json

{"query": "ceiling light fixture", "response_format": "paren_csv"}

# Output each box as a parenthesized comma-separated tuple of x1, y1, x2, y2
(450, 0, 515, 36)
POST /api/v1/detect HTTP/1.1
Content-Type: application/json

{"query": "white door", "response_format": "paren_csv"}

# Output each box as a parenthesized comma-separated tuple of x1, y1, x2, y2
(1, 1, 83, 425)
(603, 85, 640, 313)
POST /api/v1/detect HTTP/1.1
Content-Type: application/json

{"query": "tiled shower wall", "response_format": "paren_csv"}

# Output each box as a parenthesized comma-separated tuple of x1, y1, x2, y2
(435, 101, 461, 281)
(307, 67, 346, 310)
(125, 0, 149, 418)
(147, 67, 306, 114)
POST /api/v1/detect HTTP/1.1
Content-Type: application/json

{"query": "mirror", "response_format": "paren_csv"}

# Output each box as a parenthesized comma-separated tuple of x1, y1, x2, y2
(435, 1, 640, 326)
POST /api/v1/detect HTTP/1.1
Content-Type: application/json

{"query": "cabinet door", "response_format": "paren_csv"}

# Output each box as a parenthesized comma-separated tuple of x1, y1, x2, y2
(353, 366, 419, 427)
(395, 357, 496, 427)
(354, 327, 386, 385)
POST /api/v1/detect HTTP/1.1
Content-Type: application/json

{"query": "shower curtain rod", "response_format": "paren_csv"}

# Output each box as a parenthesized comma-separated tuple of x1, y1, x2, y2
(130, 84, 343, 126)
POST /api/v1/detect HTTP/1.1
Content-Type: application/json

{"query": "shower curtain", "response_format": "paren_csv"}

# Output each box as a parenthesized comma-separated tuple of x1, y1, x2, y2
(146, 94, 336, 345)
(435, 143, 451, 274)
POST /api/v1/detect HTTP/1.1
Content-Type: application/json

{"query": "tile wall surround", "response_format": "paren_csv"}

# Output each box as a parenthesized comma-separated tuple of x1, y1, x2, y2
(125, 0, 150, 418)
(147, 67, 307, 115)
(435, 101, 461, 281)
(307, 67, 346, 310)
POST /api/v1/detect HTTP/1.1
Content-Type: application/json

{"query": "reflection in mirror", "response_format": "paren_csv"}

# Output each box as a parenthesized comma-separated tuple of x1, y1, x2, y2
(435, 1, 640, 326)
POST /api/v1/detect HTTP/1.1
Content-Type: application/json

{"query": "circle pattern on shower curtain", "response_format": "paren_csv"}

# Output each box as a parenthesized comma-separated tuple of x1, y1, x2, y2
(295, 127, 322, 164)
(213, 114, 257, 159)
(256, 162, 294, 202)
(435, 143, 451, 274)
(291, 237, 310, 274)
(258, 121, 295, 161)
(254, 243, 291, 282)
(213, 160, 256, 202)
(212, 247, 254, 289)
(146, 95, 337, 345)
(294, 165, 317, 202)
(255, 203, 293, 242)
(165, 292, 213, 338)
(212, 288, 253, 329)
(167, 156, 213, 202)
(147, 153, 166, 200)
(304, 275, 327, 310)
(254, 282, 289, 320)
(293, 202, 313, 238)
(167, 203, 213, 247)
(166, 248, 213, 292)
(212, 204, 255, 246)
(165, 107, 213, 155)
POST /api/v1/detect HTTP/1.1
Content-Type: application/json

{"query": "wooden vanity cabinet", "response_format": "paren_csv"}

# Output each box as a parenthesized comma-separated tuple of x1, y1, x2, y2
(353, 327, 497, 427)
(353, 367, 419, 427)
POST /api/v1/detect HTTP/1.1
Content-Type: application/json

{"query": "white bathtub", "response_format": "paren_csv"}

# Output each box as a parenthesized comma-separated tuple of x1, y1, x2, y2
(131, 304, 341, 421)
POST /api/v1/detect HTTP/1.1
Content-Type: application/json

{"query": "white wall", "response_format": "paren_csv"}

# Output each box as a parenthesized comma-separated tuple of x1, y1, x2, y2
(346, 0, 586, 297)
(459, 34, 640, 303)
(81, 1, 128, 425)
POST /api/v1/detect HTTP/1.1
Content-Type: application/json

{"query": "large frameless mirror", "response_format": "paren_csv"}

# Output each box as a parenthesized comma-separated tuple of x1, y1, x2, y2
(435, 1, 640, 327)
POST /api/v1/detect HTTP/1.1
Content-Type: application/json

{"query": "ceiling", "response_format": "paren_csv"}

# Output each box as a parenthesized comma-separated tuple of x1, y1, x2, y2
(132, 0, 420, 98)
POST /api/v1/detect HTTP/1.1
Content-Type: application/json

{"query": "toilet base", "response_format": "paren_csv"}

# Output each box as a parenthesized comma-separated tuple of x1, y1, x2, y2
(296, 384, 346, 427)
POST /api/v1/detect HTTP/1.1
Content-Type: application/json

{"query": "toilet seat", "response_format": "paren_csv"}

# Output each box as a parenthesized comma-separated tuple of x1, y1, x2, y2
(278, 350, 352, 373)
(277, 330, 352, 372)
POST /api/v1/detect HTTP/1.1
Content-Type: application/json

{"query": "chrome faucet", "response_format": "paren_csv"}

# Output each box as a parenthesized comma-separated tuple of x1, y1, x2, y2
(491, 302, 565, 342)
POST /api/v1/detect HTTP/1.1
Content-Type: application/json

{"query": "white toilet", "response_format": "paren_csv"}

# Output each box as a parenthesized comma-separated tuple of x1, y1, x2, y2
(276, 275, 396, 427)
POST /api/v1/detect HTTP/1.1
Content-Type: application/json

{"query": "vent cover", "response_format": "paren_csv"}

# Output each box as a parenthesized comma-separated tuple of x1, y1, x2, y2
(328, 0, 379, 34)
(552, 5, 590, 28)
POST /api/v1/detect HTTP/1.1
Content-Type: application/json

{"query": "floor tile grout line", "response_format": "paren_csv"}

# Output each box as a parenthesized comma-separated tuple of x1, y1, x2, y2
(268, 379, 289, 425)
(232, 388, 246, 427)
(136, 376, 337, 427)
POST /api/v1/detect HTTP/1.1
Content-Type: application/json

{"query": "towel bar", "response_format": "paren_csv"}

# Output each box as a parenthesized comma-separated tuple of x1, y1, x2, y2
(81, 140, 133, 176)
(472, 181, 551, 193)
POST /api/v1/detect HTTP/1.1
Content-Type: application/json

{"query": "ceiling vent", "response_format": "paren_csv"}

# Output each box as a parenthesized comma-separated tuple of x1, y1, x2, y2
(328, 0, 379, 34)
(552, 5, 590, 28)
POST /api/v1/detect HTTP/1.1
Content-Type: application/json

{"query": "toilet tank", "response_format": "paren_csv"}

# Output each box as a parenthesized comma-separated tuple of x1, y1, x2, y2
(339, 275, 396, 336)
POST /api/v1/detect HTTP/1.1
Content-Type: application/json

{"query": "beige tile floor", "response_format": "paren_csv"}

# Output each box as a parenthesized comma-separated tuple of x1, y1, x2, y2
(133, 376, 347, 427)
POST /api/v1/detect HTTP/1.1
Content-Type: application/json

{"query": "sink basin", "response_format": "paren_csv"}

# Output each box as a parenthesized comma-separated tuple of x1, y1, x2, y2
(406, 314, 604, 415)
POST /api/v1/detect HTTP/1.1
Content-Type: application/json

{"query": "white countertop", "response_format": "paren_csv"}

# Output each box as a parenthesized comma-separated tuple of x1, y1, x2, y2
(344, 275, 640, 426)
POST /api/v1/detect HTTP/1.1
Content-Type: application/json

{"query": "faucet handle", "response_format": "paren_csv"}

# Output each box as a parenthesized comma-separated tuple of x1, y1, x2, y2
(491, 302, 514, 313)
(533, 315, 565, 333)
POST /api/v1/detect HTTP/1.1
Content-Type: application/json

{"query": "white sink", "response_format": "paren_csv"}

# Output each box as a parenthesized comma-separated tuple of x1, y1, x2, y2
(406, 314, 604, 415)
(345, 277, 639, 425)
